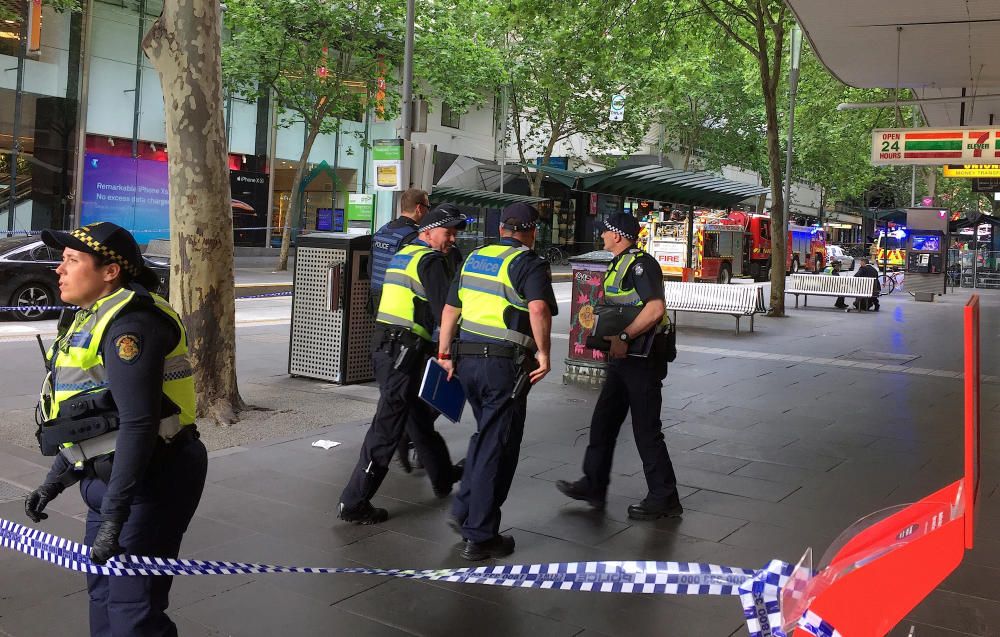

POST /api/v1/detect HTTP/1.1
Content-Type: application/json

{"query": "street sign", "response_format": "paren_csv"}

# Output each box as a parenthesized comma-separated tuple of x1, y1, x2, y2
(871, 128, 1000, 166)
(943, 164, 1000, 178)
(972, 178, 1000, 193)
(609, 94, 626, 122)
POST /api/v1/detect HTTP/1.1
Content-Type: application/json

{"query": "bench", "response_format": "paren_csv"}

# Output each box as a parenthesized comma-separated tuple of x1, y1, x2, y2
(663, 282, 767, 334)
(785, 274, 876, 308)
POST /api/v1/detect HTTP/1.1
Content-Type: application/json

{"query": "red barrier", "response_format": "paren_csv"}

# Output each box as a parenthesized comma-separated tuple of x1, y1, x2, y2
(787, 295, 981, 636)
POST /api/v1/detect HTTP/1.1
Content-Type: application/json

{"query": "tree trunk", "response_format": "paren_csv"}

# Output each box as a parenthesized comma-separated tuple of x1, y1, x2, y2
(921, 166, 938, 205)
(142, 0, 244, 424)
(276, 127, 320, 271)
(761, 71, 786, 316)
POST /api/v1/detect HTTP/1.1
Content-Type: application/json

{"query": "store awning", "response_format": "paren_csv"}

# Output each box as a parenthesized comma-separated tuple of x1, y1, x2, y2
(574, 165, 770, 207)
(516, 163, 583, 188)
(429, 186, 547, 208)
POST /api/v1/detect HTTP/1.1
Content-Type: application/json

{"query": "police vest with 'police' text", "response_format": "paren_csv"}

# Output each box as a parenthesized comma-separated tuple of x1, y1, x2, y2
(457, 244, 535, 350)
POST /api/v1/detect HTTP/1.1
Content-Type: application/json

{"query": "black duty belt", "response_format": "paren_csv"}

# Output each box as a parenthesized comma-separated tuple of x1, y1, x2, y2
(373, 326, 427, 349)
(453, 341, 522, 359)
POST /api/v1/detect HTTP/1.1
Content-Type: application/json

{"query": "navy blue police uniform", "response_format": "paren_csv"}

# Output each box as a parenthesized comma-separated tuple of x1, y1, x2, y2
(339, 208, 468, 523)
(446, 204, 557, 557)
(558, 214, 682, 520)
(27, 223, 208, 636)
(370, 216, 419, 313)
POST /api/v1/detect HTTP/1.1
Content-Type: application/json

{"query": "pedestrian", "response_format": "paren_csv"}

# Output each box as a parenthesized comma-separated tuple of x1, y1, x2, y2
(851, 257, 881, 312)
(24, 221, 207, 636)
(557, 213, 683, 521)
(436, 202, 556, 560)
(823, 260, 848, 309)
(338, 205, 469, 524)
(368, 188, 431, 473)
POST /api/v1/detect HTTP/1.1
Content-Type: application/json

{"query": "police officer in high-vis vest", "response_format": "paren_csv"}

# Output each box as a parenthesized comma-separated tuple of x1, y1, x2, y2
(557, 213, 683, 521)
(437, 203, 556, 560)
(339, 206, 468, 524)
(23, 222, 207, 636)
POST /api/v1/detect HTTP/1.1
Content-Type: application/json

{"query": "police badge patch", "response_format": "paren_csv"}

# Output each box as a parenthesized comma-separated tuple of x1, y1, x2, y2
(634, 263, 644, 276)
(114, 334, 141, 363)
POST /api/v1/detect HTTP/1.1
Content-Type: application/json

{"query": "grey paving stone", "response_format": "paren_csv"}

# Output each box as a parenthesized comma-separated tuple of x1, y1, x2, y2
(694, 439, 842, 470)
(905, 588, 1000, 635)
(676, 467, 799, 502)
(179, 579, 410, 637)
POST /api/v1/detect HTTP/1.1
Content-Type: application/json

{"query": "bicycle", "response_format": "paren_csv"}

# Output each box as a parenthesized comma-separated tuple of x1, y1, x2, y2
(543, 245, 568, 266)
(878, 270, 904, 295)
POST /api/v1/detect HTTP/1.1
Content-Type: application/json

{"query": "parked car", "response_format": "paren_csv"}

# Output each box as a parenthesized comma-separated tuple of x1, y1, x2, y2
(0, 236, 170, 321)
(825, 244, 856, 272)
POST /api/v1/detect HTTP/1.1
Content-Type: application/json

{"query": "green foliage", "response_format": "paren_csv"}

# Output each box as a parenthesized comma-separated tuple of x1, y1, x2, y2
(222, 0, 403, 134)
(413, 0, 504, 112)
(499, 0, 662, 180)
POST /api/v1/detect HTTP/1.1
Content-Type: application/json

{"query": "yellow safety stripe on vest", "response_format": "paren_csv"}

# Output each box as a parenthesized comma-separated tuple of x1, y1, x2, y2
(375, 243, 433, 341)
(604, 252, 642, 306)
(46, 288, 196, 429)
(458, 244, 535, 350)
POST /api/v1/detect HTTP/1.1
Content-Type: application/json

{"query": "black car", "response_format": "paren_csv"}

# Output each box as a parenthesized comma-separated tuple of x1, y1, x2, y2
(0, 236, 170, 321)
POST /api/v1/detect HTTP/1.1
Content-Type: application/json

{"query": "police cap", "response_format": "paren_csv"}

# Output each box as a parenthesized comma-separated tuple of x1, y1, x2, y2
(42, 221, 161, 290)
(418, 203, 468, 231)
(602, 213, 640, 241)
(500, 202, 538, 232)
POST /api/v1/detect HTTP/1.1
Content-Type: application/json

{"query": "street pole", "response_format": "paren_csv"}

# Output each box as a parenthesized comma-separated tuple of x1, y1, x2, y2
(401, 0, 415, 142)
(782, 25, 802, 233)
(499, 85, 508, 194)
(8, 4, 28, 234)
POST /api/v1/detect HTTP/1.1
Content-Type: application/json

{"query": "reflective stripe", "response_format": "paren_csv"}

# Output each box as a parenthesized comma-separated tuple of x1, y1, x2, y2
(457, 278, 527, 309)
(382, 270, 427, 298)
(58, 414, 183, 465)
(375, 244, 433, 341)
(458, 244, 534, 348)
(459, 320, 536, 350)
(603, 249, 670, 329)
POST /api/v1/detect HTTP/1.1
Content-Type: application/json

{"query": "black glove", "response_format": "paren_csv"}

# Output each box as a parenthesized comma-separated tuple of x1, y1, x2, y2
(24, 483, 63, 523)
(89, 520, 124, 565)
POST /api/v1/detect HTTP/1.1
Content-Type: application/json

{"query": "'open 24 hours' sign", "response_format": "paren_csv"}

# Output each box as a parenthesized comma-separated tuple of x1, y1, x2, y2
(871, 128, 1000, 166)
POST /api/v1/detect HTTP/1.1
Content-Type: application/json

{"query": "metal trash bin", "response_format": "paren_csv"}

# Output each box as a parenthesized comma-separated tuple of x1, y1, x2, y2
(289, 232, 375, 384)
(563, 250, 613, 384)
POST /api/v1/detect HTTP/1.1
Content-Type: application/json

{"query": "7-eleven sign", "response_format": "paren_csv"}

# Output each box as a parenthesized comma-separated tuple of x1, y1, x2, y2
(871, 127, 1000, 165)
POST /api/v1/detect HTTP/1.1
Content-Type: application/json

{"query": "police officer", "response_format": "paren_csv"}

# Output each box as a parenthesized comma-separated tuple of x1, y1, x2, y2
(557, 213, 683, 521)
(23, 221, 207, 636)
(339, 206, 469, 524)
(437, 202, 556, 560)
(370, 187, 431, 311)
(369, 188, 430, 472)
(822, 260, 848, 309)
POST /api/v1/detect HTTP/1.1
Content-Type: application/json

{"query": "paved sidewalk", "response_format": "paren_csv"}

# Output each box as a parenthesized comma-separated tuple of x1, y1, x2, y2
(1, 287, 998, 636)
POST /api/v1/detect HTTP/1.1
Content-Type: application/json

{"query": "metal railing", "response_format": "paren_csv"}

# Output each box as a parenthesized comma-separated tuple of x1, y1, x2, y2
(947, 249, 1000, 289)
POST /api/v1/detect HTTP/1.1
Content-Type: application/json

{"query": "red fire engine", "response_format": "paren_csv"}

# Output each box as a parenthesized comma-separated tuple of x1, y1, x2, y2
(642, 212, 825, 283)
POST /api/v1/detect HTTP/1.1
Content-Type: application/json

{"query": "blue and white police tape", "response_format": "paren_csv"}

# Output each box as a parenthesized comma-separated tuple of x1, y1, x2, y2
(0, 291, 293, 313)
(0, 517, 838, 636)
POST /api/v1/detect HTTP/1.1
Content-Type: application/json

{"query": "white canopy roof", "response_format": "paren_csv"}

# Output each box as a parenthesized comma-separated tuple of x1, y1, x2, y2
(785, 0, 1000, 126)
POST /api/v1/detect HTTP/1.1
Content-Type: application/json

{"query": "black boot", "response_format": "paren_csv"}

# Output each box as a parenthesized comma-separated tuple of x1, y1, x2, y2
(556, 479, 606, 510)
(338, 501, 388, 525)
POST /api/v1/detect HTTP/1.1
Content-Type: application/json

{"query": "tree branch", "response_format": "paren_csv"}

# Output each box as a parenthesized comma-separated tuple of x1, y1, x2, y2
(696, 0, 758, 57)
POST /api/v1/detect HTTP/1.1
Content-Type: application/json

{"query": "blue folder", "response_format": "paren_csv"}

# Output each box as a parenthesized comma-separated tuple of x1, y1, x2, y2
(419, 358, 466, 423)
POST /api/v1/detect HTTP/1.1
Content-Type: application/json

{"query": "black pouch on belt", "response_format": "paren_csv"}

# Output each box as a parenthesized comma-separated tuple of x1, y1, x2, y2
(511, 348, 540, 401)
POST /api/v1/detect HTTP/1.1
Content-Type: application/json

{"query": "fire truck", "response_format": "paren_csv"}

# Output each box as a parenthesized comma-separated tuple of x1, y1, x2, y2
(641, 212, 825, 283)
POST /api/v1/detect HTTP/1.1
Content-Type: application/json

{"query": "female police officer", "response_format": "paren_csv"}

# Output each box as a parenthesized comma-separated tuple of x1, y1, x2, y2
(24, 221, 207, 637)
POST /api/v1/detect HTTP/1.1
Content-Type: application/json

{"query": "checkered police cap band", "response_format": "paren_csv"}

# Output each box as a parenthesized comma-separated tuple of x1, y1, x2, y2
(420, 213, 467, 231)
(70, 228, 141, 277)
(603, 219, 636, 241)
(501, 219, 537, 232)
